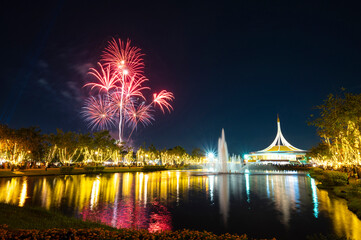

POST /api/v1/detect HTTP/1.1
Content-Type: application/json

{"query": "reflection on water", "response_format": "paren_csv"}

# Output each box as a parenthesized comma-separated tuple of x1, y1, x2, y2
(218, 175, 229, 225)
(318, 189, 361, 240)
(0, 171, 360, 239)
(311, 178, 319, 218)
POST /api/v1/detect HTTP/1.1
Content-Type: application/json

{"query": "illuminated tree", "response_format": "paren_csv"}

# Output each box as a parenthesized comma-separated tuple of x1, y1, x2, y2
(309, 92, 361, 167)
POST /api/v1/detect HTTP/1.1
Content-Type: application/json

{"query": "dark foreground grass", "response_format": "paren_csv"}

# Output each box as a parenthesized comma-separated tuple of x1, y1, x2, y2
(0, 203, 116, 230)
(0, 203, 276, 240)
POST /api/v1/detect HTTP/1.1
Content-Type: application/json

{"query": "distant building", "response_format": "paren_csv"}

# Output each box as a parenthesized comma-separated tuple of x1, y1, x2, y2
(244, 115, 307, 164)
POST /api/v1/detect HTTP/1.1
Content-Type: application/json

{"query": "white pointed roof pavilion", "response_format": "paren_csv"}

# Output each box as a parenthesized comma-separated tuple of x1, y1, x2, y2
(258, 115, 304, 152)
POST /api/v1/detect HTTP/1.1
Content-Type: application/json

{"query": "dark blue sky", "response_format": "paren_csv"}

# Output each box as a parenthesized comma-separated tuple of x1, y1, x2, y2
(1, 1, 361, 154)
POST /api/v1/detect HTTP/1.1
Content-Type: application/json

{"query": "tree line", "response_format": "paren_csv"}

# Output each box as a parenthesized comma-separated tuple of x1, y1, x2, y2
(0, 125, 205, 168)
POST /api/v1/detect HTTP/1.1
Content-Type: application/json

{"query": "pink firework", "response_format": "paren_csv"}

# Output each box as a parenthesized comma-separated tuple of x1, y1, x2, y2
(101, 38, 145, 76)
(85, 62, 119, 92)
(153, 90, 175, 113)
(125, 102, 154, 129)
(123, 74, 149, 100)
(81, 95, 116, 130)
(83, 38, 174, 142)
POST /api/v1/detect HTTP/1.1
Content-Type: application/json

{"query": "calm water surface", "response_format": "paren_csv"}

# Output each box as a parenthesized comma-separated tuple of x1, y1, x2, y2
(0, 171, 360, 240)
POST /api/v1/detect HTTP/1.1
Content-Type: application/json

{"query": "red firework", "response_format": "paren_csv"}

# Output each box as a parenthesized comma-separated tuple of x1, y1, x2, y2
(101, 38, 145, 76)
(123, 74, 149, 100)
(125, 102, 154, 129)
(85, 62, 119, 92)
(153, 90, 175, 113)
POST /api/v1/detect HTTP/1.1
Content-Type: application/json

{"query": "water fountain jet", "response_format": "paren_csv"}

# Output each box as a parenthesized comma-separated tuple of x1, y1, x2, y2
(217, 129, 229, 173)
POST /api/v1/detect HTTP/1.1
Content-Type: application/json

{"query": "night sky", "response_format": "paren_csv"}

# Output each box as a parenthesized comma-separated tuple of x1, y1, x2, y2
(1, 1, 361, 154)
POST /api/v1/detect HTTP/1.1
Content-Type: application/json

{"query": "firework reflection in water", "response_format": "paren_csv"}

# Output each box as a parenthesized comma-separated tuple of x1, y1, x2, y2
(80, 200, 172, 232)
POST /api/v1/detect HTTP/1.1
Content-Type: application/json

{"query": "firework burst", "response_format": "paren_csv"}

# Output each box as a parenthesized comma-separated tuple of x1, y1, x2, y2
(81, 95, 116, 131)
(153, 90, 175, 113)
(83, 38, 174, 143)
(84, 62, 118, 92)
(125, 102, 154, 129)
(101, 38, 145, 76)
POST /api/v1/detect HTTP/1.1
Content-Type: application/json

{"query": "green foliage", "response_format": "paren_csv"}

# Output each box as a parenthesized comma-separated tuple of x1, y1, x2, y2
(60, 166, 74, 174)
(308, 92, 361, 166)
(83, 166, 95, 172)
(83, 166, 105, 172)
(306, 143, 331, 159)
(311, 169, 361, 221)
(168, 146, 187, 156)
(311, 167, 324, 175)
(191, 148, 205, 158)
(322, 171, 348, 186)
(183, 164, 203, 170)
(0, 125, 45, 164)
(348, 180, 361, 197)
(141, 165, 167, 171)
(310, 168, 348, 186)
(0, 203, 117, 230)
(347, 198, 361, 219)
(96, 166, 105, 171)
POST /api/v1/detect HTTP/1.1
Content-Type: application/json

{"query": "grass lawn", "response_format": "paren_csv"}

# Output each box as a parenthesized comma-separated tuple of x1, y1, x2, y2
(0, 203, 116, 230)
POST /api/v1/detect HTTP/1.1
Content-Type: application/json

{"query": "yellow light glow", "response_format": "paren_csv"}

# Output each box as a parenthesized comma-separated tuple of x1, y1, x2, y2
(90, 176, 100, 210)
(18, 178, 27, 207)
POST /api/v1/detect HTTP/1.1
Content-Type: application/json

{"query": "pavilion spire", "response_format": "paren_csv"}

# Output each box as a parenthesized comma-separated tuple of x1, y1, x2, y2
(259, 115, 304, 152)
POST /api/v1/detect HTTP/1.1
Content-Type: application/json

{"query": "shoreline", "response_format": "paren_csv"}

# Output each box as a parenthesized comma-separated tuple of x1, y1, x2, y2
(0, 166, 310, 178)
(0, 167, 142, 178)
(0, 167, 183, 178)
(309, 167, 361, 219)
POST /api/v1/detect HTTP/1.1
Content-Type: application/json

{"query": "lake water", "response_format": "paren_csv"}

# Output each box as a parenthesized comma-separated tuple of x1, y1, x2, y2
(0, 171, 360, 240)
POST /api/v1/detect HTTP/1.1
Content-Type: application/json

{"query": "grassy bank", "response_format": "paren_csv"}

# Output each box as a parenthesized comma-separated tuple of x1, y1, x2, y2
(0, 203, 116, 230)
(0, 203, 271, 240)
(309, 168, 361, 219)
(0, 167, 149, 178)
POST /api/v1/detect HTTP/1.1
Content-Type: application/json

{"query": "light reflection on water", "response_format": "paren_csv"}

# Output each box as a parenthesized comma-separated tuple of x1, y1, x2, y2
(0, 171, 360, 239)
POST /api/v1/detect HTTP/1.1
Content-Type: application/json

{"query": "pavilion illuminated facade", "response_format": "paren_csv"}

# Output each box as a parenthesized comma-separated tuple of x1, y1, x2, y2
(244, 115, 307, 164)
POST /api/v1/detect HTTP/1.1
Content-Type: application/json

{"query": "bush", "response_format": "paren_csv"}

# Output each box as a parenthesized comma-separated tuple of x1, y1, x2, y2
(348, 198, 361, 219)
(322, 171, 348, 186)
(141, 165, 167, 172)
(83, 166, 95, 172)
(183, 165, 203, 170)
(312, 167, 324, 175)
(83, 166, 105, 172)
(348, 180, 361, 197)
(60, 166, 74, 174)
(0, 225, 252, 240)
